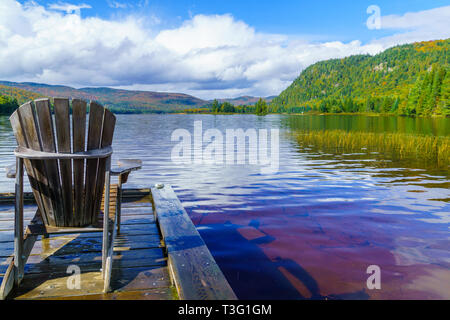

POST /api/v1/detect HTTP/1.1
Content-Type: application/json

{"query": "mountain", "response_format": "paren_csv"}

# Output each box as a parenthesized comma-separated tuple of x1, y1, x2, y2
(271, 39, 450, 116)
(216, 96, 276, 106)
(0, 84, 44, 105)
(0, 81, 208, 113)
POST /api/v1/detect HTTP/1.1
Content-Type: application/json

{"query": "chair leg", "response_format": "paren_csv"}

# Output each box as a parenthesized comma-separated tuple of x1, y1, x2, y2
(1, 158, 26, 300)
(102, 156, 120, 292)
(117, 175, 123, 234)
(14, 157, 24, 285)
(102, 157, 111, 278)
(104, 203, 119, 292)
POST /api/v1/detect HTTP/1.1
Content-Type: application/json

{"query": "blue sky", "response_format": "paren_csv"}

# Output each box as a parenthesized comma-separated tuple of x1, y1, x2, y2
(19, 0, 450, 41)
(3, 0, 450, 98)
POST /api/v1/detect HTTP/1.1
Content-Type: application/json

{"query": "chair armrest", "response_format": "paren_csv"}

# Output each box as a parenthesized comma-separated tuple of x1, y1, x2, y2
(111, 159, 142, 176)
(5, 164, 16, 179)
(14, 146, 113, 160)
(7, 157, 140, 179)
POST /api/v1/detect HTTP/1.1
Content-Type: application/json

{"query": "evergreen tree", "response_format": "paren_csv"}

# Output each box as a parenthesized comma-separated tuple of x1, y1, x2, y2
(211, 99, 219, 113)
(255, 98, 268, 115)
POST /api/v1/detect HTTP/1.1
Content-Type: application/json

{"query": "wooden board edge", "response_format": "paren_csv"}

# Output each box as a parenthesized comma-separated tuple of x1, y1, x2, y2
(151, 185, 237, 300)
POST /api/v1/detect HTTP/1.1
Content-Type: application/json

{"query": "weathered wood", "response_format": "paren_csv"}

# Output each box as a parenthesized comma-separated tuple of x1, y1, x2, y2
(72, 99, 87, 226)
(0, 215, 38, 299)
(14, 266, 171, 300)
(0, 188, 150, 205)
(4, 98, 157, 299)
(10, 104, 52, 226)
(0, 260, 14, 299)
(34, 98, 62, 226)
(0, 198, 177, 300)
(21, 221, 159, 237)
(53, 98, 73, 226)
(84, 102, 104, 225)
(14, 157, 24, 285)
(25, 103, 57, 226)
(93, 108, 115, 225)
(1, 234, 161, 258)
(23, 248, 166, 273)
(111, 159, 142, 177)
(32, 233, 162, 256)
(46, 288, 176, 300)
(102, 157, 114, 292)
(14, 146, 112, 160)
(152, 185, 237, 300)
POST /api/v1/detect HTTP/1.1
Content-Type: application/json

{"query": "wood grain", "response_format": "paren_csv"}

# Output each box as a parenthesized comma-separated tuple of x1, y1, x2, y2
(53, 98, 73, 226)
(84, 102, 104, 225)
(152, 185, 237, 300)
(71, 99, 87, 226)
(34, 98, 62, 226)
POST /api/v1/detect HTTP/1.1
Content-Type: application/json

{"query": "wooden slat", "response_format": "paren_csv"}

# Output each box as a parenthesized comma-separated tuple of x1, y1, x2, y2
(14, 146, 112, 160)
(72, 99, 87, 226)
(84, 102, 104, 225)
(152, 185, 237, 300)
(46, 288, 176, 300)
(34, 98, 62, 226)
(24, 248, 166, 272)
(36, 234, 161, 257)
(100, 184, 118, 218)
(53, 98, 73, 226)
(111, 159, 142, 177)
(14, 266, 171, 300)
(11, 104, 53, 226)
(4, 231, 158, 256)
(0, 189, 150, 205)
(0, 260, 14, 299)
(93, 108, 116, 224)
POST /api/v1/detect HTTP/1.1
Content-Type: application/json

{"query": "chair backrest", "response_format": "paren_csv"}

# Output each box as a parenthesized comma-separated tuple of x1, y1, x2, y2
(9, 98, 116, 227)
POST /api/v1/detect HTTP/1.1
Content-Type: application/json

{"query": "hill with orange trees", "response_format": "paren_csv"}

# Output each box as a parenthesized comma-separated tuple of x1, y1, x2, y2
(0, 81, 208, 113)
(271, 39, 449, 116)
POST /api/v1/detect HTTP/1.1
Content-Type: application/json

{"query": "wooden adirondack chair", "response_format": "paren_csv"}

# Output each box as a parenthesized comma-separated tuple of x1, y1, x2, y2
(0, 98, 141, 299)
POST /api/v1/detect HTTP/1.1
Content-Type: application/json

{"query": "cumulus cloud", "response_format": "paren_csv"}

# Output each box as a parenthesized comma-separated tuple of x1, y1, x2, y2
(48, 2, 91, 14)
(375, 6, 450, 47)
(0, 0, 448, 99)
(107, 1, 130, 9)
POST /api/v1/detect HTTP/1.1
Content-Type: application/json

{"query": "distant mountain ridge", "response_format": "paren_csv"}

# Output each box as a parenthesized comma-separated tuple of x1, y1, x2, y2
(0, 81, 208, 113)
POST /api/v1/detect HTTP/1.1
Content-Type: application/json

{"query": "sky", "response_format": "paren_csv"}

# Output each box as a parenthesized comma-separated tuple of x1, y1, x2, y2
(0, 0, 449, 99)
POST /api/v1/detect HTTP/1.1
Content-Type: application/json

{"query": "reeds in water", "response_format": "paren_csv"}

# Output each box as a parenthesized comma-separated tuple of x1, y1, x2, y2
(294, 129, 450, 167)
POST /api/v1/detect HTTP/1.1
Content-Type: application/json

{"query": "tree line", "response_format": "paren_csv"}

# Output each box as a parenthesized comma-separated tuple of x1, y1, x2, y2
(185, 98, 269, 115)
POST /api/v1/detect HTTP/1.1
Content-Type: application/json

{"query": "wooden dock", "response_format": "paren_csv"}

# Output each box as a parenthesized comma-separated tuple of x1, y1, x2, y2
(0, 186, 236, 300)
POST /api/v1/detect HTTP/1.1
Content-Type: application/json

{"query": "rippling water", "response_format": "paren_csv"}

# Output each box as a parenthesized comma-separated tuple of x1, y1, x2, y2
(0, 114, 449, 299)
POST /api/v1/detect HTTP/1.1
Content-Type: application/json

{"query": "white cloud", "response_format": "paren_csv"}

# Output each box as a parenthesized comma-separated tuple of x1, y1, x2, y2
(0, 1, 448, 99)
(48, 2, 91, 14)
(375, 6, 450, 47)
(107, 1, 130, 9)
(381, 6, 450, 30)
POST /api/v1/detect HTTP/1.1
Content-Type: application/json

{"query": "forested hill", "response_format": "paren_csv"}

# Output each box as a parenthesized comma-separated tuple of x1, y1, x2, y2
(0, 81, 208, 113)
(271, 39, 449, 116)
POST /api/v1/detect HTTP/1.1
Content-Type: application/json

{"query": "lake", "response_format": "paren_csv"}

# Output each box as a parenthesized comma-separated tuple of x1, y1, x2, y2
(0, 113, 449, 299)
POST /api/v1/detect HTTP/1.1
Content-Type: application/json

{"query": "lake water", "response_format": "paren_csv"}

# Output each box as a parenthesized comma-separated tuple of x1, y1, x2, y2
(0, 114, 449, 299)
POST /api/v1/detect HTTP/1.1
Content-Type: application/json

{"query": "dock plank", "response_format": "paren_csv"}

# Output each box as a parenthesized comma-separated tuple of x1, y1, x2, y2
(0, 186, 235, 300)
(14, 266, 172, 300)
(152, 185, 237, 300)
(40, 288, 176, 300)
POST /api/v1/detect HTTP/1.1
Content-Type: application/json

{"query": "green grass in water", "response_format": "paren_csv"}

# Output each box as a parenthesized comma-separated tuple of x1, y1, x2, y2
(294, 129, 450, 168)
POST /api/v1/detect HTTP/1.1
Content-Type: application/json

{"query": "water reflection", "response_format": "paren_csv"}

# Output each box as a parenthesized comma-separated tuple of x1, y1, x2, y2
(0, 114, 449, 299)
